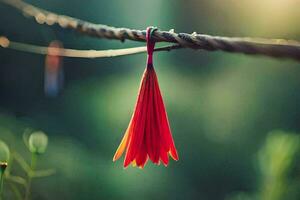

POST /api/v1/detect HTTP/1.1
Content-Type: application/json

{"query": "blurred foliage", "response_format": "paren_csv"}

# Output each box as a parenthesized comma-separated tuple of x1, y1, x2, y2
(229, 131, 300, 200)
(258, 131, 300, 200)
(0, 0, 300, 200)
(0, 131, 54, 200)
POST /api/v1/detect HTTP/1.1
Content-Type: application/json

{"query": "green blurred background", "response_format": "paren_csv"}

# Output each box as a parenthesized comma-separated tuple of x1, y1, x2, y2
(1, 0, 300, 199)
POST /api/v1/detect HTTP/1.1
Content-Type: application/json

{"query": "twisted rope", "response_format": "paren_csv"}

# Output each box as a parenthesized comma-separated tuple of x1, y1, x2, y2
(2, 0, 300, 61)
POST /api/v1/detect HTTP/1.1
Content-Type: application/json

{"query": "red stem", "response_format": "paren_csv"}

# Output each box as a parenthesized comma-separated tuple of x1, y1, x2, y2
(146, 27, 155, 66)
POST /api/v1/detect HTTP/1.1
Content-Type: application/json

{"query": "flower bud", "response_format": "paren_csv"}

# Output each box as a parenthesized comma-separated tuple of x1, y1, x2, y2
(0, 140, 9, 173)
(28, 131, 48, 154)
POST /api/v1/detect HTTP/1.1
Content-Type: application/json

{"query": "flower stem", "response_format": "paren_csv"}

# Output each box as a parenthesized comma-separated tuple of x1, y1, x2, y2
(0, 172, 4, 200)
(0, 163, 7, 200)
(24, 153, 37, 200)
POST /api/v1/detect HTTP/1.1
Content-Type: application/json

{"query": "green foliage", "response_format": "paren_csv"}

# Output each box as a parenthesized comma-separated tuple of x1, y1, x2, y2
(0, 130, 55, 200)
(228, 130, 300, 200)
(0, 140, 9, 200)
(258, 130, 300, 180)
(258, 130, 300, 200)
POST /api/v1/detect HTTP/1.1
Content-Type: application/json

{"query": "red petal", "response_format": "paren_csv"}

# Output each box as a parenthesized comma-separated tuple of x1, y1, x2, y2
(153, 68, 179, 161)
(135, 136, 148, 167)
(124, 68, 150, 167)
(160, 147, 169, 166)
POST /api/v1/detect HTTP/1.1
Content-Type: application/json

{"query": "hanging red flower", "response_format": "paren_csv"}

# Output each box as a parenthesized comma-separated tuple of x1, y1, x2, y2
(113, 27, 179, 168)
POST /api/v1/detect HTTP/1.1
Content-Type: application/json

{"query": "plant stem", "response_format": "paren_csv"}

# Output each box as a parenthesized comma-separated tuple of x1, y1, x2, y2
(24, 153, 37, 200)
(0, 172, 4, 200)
(9, 183, 22, 200)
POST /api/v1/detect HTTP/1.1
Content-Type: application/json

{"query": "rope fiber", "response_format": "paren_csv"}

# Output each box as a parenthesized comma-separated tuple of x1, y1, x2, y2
(1, 0, 300, 61)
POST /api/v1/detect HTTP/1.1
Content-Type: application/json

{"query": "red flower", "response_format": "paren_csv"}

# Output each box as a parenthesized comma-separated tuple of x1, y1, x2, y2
(113, 27, 178, 168)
